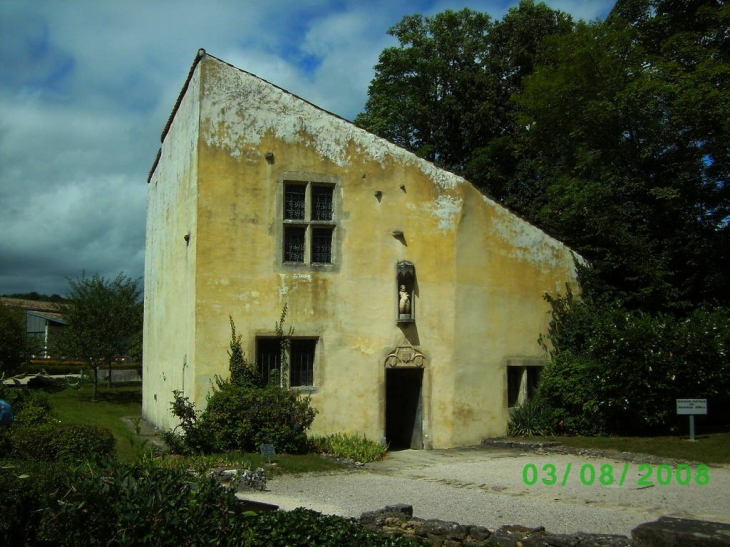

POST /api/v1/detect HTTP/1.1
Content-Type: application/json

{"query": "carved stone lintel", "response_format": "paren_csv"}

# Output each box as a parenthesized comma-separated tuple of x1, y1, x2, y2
(385, 345, 425, 368)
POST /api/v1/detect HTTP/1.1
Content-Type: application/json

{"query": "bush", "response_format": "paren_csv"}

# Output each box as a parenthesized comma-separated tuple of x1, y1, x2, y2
(507, 399, 553, 437)
(201, 384, 316, 454)
(37, 463, 255, 547)
(0, 461, 417, 547)
(249, 507, 418, 547)
(11, 423, 115, 464)
(537, 287, 730, 435)
(309, 433, 388, 462)
(0, 460, 70, 547)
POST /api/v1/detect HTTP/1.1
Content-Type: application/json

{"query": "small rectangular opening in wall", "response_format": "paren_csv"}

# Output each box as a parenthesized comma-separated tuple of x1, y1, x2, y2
(284, 184, 306, 220)
(312, 185, 334, 221)
(284, 226, 306, 262)
(291, 338, 316, 387)
(507, 365, 542, 407)
(311, 228, 333, 264)
(257, 338, 281, 386)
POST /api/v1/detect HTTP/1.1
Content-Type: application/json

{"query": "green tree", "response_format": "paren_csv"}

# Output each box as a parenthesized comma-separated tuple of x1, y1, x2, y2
(513, 0, 730, 311)
(0, 302, 29, 375)
(356, 1, 573, 196)
(54, 274, 143, 399)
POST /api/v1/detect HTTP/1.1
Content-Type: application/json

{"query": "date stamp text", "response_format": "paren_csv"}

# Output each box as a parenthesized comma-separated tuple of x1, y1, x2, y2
(522, 463, 710, 487)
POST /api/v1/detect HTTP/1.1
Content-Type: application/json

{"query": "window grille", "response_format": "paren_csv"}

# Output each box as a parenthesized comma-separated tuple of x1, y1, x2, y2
(312, 228, 333, 263)
(284, 185, 306, 220)
(257, 338, 281, 386)
(291, 339, 316, 387)
(282, 181, 335, 265)
(312, 186, 333, 221)
(284, 227, 306, 262)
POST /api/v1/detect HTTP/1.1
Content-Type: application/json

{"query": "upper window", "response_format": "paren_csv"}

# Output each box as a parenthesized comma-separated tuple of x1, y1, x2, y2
(283, 181, 335, 265)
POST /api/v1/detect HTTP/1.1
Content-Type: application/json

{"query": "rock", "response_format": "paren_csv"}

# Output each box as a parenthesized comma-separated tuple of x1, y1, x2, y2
(359, 504, 414, 525)
(632, 517, 730, 547)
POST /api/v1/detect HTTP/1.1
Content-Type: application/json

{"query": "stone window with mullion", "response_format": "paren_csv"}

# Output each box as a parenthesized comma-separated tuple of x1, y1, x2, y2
(283, 181, 335, 264)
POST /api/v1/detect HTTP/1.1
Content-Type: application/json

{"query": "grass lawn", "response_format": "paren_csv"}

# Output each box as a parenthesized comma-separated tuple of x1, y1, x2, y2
(527, 431, 730, 464)
(47, 383, 347, 472)
(48, 382, 145, 462)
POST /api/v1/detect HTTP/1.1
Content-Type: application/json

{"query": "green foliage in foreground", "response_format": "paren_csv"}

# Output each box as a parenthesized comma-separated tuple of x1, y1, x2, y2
(0, 462, 417, 547)
(309, 433, 388, 463)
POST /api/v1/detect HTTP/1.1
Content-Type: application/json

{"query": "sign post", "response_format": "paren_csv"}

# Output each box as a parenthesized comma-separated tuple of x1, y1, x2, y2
(676, 399, 707, 441)
(260, 443, 276, 464)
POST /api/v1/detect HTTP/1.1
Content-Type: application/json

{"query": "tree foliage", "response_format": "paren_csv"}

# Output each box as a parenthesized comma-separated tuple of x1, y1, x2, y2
(54, 273, 142, 399)
(359, 0, 730, 313)
(0, 302, 29, 375)
(533, 286, 730, 435)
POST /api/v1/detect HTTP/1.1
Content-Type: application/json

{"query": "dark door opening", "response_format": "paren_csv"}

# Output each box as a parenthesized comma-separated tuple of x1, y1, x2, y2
(385, 367, 423, 450)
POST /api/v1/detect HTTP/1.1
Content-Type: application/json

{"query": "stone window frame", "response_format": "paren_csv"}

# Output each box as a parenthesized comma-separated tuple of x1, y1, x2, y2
(279, 173, 340, 271)
(255, 335, 320, 390)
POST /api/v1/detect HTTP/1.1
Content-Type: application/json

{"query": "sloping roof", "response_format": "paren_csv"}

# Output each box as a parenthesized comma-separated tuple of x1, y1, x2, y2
(1, 297, 61, 313)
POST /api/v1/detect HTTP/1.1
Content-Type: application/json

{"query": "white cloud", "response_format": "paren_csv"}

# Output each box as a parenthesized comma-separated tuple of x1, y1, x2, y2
(0, 0, 617, 296)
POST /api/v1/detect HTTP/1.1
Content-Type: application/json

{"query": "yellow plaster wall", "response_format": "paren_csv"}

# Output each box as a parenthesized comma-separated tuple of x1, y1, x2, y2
(143, 68, 201, 431)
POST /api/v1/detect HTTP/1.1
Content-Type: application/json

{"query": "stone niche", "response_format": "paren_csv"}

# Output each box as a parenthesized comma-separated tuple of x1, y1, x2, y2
(397, 261, 415, 324)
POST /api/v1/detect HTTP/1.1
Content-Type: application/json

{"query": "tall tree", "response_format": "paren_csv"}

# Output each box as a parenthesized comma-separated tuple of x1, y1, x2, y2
(355, 8, 493, 171)
(54, 274, 143, 399)
(356, 1, 573, 200)
(514, 0, 730, 311)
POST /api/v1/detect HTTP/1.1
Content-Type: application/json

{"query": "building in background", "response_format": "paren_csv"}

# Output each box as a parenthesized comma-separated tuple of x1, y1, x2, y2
(0, 297, 67, 358)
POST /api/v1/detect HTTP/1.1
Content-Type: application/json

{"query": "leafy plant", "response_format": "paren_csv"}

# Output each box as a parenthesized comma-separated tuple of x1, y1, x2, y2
(227, 316, 263, 388)
(11, 423, 115, 464)
(536, 287, 730, 435)
(507, 399, 553, 437)
(201, 384, 316, 454)
(309, 433, 388, 463)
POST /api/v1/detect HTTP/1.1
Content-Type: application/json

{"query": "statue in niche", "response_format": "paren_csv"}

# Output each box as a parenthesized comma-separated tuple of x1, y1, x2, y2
(399, 285, 412, 315)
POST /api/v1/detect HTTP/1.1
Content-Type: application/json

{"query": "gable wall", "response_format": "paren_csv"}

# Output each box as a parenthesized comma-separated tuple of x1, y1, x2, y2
(143, 67, 201, 430)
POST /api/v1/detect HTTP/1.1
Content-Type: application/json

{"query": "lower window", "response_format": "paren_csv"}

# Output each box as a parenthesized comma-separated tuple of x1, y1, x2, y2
(507, 365, 542, 407)
(257, 338, 281, 386)
(290, 339, 316, 387)
(256, 337, 317, 387)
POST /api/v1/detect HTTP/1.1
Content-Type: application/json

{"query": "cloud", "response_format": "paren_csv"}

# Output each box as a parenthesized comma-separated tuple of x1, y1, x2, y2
(0, 0, 617, 296)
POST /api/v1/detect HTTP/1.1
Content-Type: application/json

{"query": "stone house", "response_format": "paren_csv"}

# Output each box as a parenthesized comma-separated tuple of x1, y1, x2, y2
(143, 50, 580, 449)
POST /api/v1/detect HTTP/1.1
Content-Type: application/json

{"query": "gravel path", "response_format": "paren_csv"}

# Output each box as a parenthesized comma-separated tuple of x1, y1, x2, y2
(239, 447, 730, 537)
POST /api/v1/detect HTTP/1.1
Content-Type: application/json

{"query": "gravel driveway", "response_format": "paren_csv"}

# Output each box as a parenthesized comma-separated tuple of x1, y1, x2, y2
(239, 446, 730, 537)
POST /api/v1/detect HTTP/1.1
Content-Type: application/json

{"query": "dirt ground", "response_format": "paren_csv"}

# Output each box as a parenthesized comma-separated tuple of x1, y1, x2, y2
(239, 445, 730, 537)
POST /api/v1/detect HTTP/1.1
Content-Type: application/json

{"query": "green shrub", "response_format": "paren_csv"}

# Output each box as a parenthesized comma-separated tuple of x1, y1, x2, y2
(507, 399, 553, 437)
(249, 507, 418, 547)
(11, 423, 115, 464)
(538, 287, 730, 435)
(310, 433, 388, 462)
(201, 384, 316, 454)
(0, 459, 70, 547)
(37, 463, 256, 547)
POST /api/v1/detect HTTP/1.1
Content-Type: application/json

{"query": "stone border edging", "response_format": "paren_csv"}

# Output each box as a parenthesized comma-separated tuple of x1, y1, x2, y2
(359, 505, 730, 547)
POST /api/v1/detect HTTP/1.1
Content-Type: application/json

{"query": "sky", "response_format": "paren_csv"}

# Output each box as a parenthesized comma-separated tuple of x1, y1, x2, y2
(0, 0, 616, 297)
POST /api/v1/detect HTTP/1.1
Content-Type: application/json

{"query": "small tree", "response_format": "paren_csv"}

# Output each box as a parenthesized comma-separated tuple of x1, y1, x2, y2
(54, 273, 142, 399)
(0, 302, 30, 376)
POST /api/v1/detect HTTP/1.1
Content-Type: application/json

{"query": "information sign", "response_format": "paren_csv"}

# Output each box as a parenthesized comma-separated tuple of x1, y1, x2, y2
(676, 399, 708, 415)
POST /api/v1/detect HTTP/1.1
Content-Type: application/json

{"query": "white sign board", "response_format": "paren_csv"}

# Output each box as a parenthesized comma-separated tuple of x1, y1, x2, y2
(676, 399, 707, 415)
